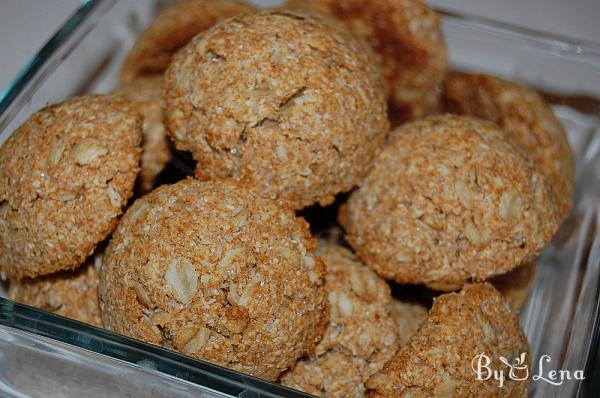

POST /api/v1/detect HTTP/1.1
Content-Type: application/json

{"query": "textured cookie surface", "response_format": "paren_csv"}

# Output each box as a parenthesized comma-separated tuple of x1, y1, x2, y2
(366, 283, 530, 397)
(281, 242, 398, 397)
(0, 95, 142, 280)
(443, 72, 575, 218)
(99, 179, 328, 381)
(118, 76, 171, 193)
(389, 299, 428, 347)
(340, 115, 560, 288)
(8, 255, 103, 327)
(164, 10, 389, 209)
(120, 0, 255, 83)
(288, 0, 448, 122)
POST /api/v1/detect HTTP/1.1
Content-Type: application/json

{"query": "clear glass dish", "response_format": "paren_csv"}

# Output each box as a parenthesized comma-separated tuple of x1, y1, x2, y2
(0, 1, 599, 397)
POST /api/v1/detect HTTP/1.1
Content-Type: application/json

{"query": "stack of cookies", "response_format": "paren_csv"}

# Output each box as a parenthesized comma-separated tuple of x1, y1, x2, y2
(0, 1, 574, 397)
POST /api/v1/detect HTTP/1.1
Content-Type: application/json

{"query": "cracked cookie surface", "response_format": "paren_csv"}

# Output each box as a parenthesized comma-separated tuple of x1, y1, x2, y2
(118, 76, 171, 193)
(99, 179, 328, 381)
(0, 95, 142, 280)
(443, 72, 575, 218)
(8, 253, 103, 327)
(120, 0, 255, 83)
(340, 115, 560, 289)
(287, 0, 448, 122)
(366, 283, 530, 397)
(163, 10, 389, 209)
(281, 242, 398, 397)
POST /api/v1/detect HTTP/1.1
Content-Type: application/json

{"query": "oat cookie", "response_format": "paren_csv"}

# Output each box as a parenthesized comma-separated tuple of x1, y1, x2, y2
(99, 179, 328, 381)
(389, 299, 428, 347)
(287, 0, 448, 122)
(118, 76, 171, 192)
(340, 114, 560, 289)
(0, 95, 142, 280)
(366, 283, 530, 397)
(8, 253, 103, 327)
(443, 72, 575, 218)
(163, 10, 389, 209)
(120, 0, 255, 83)
(281, 242, 398, 397)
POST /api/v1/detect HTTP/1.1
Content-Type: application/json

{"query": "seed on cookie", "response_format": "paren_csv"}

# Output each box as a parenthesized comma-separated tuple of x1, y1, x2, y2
(98, 179, 328, 381)
(340, 114, 560, 288)
(443, 72, 575, 218)
(163, 10, 389, 209)
(0, 95, 142, 280)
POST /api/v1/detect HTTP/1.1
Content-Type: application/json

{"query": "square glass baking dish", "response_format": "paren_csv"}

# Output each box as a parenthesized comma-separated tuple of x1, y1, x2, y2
(0, 1, 599, 397)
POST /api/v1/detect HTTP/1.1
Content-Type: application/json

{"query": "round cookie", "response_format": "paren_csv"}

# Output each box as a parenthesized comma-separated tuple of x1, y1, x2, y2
(120, 0, 255, 83)
(281, 242, 398, 397)
(163, 10, 389, 209)
(389, 299, 428, 348)
(8, 253, 103, 327)
(118, 76, 171, 193)
(366, 283, 530, 397)
(99, 179, 328, 381)
(443, 72, 575, 218)
(287, 0, 448, 122)
(0, 95, 142, 280)
(339, 114, 560, 289)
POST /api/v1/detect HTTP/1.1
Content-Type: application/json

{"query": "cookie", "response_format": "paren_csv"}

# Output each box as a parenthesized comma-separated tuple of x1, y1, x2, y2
(389, 299, 428, 347)
(120, 0, 255, 83)
(99, 179, 328, 381)
(340, 114, 560, 289)
(0, 95, 142, 280)
(366, 283, 530, 397)
(443, 72, 575, 218)
(163, 10, 389, 209)
(118, 76, 171, 193)
(281, 242, 398, 397)
(287, 0, 448, 122)
(8, 252, 103, 327)
(491, 261, 536, 313)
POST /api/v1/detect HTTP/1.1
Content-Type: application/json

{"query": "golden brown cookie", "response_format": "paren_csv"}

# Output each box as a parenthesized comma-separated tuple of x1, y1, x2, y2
(99, 179, 328, 381)
(281, 242, 398, 397)
(0, 95, 142, 280)
(443, 72, 575, 218)
(366, 283, 530, 397)
(287, 0, 448, 122)
(389, 299, 428, 347)
(118, 76, 171, 193)
(163, 10, 389, 209)
(340, 115, 560, 289)
(8, 253, 103, 327)
(120, 0, 255, 83)
(491, 261, 536, 313)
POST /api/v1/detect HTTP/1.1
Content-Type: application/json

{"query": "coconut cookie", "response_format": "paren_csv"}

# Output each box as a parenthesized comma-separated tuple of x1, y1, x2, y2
(0, 95, 142, 280)
(281, 242, 398, 397)
(118, 76, 171, 193)
(366, 283, 530, 397)
(99, 179, 328, 381)
(120, 0, 255, 83)
(163, 10, 389, 209)
(8, 253, 103, 327)
(287, 0, 448, 123)
(340, 115, 560, 289)
(443, 72, 575, 218)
